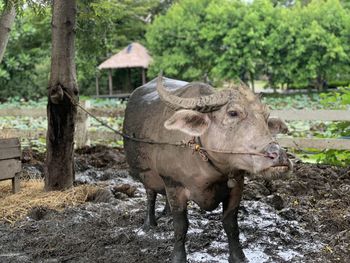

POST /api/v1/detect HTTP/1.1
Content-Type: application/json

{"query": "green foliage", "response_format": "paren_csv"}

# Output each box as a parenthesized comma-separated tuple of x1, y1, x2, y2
(321, 87, 350, 109)
(1, 0, 350, 98)
(262, 93, 323, 109)
(311, 149, 350, 166)
(146, 0, 214, 81)
(297, 0, 348, 88)
(147, 0, 350, 88)
(0, 0, 171, 99)
(207, 0, 275, 87)
(263, 89, 350, 166)
(311, 87, 350, 166)
(0, 7, 51, 100)
(1, 0, 49, 14)
(76, 0, 160, 95)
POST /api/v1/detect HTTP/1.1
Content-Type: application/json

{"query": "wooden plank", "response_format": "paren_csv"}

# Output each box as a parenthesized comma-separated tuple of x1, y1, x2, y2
(93, 93, 130, 99)
(271, 110, 350, 121)
(88, 108, 124, 117)
(277, 137, 350, 150)
(12, 173, 20, 193)
(0, 106, 124, 118)
(2, 129, 350, 151)
(0, 108, 46, 117)
(0, 129, 46, 139)
(0, 147, 21, 160)
(88, 130, 122, 142)
(92, 133, 350, 151)
(0, 138, 21, 160)
(0, 138, 20, 148)
(1, 108, 348, 121)
(0, 159, 21, 180)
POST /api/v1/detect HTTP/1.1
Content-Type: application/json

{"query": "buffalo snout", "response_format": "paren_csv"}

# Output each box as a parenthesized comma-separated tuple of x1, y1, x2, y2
(264, 143, 289, 165)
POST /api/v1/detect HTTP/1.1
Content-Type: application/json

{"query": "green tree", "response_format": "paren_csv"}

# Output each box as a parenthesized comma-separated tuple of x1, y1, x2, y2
(265, 0, 349, 90)
(0, 7, 51, 100)
(0, 0, 162, 99)
(76, 0, 158, 95)
(264, 3, 301, 89)
(295, 0, 349, 89)
(146, 0, 213, 81)
(208, 0, 275, 90)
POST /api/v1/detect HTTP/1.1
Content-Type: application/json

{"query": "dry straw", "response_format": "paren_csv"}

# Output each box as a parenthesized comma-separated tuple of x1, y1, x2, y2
(0, 180, 100, 224)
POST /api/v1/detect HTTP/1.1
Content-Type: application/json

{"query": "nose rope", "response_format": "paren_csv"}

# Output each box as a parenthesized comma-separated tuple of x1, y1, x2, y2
(62, 89, 270, 161)
(185, 137, 268, 162)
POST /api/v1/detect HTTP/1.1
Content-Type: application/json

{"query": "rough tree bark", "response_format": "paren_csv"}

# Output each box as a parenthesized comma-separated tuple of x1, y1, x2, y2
(45, 0, 78, 191)
(0, 3, 16, 63)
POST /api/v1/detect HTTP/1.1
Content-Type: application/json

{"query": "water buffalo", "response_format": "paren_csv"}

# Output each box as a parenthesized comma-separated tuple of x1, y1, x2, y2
(123, 76, 292, 263)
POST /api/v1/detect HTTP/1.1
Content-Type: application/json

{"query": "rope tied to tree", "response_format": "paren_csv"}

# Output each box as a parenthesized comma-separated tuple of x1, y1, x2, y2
(62, 90, 269, 161)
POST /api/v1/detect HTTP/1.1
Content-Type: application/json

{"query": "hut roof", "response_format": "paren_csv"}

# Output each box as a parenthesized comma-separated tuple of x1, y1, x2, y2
(98, 42, 152, 70)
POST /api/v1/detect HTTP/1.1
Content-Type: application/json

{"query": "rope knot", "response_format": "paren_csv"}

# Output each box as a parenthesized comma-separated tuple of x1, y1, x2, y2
(185, 137, 209, 161)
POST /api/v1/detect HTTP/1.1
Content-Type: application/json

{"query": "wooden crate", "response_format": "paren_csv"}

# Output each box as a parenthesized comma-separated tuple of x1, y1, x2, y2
(0, 138, 21, 193)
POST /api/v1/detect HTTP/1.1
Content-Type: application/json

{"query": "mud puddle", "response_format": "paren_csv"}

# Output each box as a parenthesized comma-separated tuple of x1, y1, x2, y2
(0, 146, 349, 263)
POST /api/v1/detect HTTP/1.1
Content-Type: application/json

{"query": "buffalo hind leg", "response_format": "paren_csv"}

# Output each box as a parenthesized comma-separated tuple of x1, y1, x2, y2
(162, 198, 171, 216)
(222, 175, 246, 263)
(143, 188, 157, 231)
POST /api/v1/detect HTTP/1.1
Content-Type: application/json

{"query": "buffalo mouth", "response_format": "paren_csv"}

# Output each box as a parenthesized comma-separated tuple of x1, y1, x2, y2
(259, 159, 293, 178)
(267, 165, 290, 173)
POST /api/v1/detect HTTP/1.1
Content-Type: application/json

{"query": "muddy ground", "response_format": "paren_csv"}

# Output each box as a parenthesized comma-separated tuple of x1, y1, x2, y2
(0, 146, 349, 263)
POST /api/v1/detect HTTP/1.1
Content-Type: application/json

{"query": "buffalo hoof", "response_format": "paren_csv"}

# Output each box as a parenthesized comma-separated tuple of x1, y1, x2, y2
(229, 253, 247, 263)
(142, 219, 157, 232)
(172, 252, 186, 263)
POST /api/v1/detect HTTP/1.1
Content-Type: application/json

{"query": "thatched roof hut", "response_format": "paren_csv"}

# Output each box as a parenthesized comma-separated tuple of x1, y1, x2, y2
(96, 42, 153, 97)
(98, 42, 152, 70)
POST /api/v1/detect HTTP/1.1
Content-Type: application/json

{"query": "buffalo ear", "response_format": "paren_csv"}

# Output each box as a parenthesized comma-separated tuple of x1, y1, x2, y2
(268, 117, 289, 136)
(164, 110, 211, 136)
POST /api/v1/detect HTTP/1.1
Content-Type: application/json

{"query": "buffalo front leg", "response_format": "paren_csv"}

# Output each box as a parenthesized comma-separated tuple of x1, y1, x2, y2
(222, 174, 246, 263)
(165, 184, 189, 263)
(143, 188, 157, 231)
(172, 208, 188, 263)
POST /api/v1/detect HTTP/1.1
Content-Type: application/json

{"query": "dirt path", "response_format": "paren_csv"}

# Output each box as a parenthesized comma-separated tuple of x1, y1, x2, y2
(0, 146, 349, 263)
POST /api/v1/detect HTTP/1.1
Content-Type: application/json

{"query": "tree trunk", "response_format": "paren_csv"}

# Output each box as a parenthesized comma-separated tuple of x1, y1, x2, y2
(0, 3, 16, 63)
(273, 85, 277, 93)
(45, 0, 78, 191)
(315, 75, 323, 91)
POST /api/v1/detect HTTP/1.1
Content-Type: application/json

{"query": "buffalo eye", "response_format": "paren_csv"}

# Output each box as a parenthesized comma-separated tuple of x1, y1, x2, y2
(227, 111, 239, 118)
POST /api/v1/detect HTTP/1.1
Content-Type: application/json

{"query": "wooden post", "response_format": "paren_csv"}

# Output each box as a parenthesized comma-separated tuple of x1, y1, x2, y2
(95, 75, 99, 96)
(75, 100, 90, 149)
(109, 69, 113, 95)
(142, 68, 146, 85)
(127, 68, 131, 91)
(115, 69, 118, 93)
(0, 138, 21, 194)
(12, 173, 20, 193)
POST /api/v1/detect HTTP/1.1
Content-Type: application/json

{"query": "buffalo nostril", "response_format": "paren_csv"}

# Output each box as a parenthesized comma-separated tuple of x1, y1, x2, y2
(267, 152, 278, 159)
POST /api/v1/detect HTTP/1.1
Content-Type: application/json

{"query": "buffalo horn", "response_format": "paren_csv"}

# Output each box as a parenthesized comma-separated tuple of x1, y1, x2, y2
(156, 73, 229, 112)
